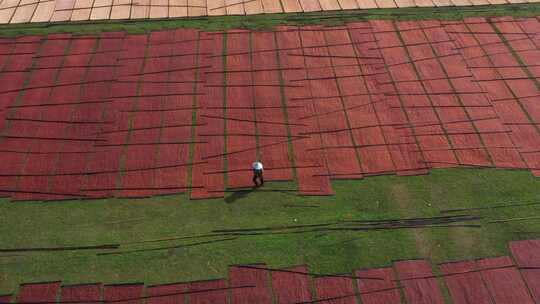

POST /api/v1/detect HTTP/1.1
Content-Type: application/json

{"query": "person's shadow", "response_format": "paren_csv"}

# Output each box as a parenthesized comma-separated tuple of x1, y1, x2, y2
(224, 188, 256, 204)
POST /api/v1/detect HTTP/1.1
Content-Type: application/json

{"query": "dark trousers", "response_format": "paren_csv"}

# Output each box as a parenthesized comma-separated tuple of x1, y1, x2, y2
(252, 169, 264, 186)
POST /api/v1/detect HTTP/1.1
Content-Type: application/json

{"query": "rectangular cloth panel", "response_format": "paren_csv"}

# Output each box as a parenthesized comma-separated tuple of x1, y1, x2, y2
(324, 27, 389, 176)
(60, 284, 102, 302)
(270, 266, 312, 304)
(397, 21, 461, 168)
(275, 26, 332, 195)
(477, 256, 534, 304)
(347, 22, 397, 175)
(494, 17, 540, 175)
(45, 37, 96, 200)
(0, 38, 13, 71)
(299, 26, 363, 180)
(467, 20, 528, 169)
(188, 279, 228, 304)
(152, 28, 199, 195)
(251, 31, 293, 182)
(12, 35, 73, 201)
(0, 53, 42, 112)
(509, 239, 540, 302)
(103, 284, 144, 304)
(17, 282, 60, 303)
(369, 20, 429, 176)
(0, 295, 11, 303)
(146, 283, 187, 304)
(228, 265, 272, 304)
(355, 267, 401, 304)
(386, 22, 456, 170)
(314, 276, 357, 304)
(515, 18, 540, 80)
(492, 18, 540, 87)
(0, 139, 28, 198)
(82, 33, 143, 199)
(450, 20, 529, 169)
(393, 260, 444, 304)
(422, 20, 495, 167)
(117, 31, 171, 198)
(225, 30, 257, 189)
(190, 32, 225, 199)
(1, 37, 41, 72)
(0, 36, 41, 197)
(0, 37, 18, 120)
(438, 261, 492, 304)
(77, 32, 125, 199)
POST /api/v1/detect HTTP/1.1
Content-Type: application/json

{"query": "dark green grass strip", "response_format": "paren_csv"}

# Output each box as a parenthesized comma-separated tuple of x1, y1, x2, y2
(0, 4, 538, 37)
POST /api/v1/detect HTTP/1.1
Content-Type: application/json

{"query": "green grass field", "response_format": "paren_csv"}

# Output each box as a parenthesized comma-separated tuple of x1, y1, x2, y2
(2, 168, 540, 294)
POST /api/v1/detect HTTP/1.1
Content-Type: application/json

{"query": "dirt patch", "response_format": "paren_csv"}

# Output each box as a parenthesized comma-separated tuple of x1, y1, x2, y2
(390, 183, 432, 258)
(449, 227, 479, 258)
(426, 190, 480, 259)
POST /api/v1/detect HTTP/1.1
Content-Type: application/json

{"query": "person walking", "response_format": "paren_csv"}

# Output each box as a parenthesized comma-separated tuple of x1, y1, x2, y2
(252, 161, 264, 187)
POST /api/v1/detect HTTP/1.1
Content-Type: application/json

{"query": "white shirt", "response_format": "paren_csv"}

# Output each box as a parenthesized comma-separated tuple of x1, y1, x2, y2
(252, 162, 263, 170)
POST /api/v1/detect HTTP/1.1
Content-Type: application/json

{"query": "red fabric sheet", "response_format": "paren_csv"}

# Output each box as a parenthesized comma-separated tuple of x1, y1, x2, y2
(423, 21, 496, 167)
(251, 31, 293, 182)
(327, 25, 390, 175)
(146, 283, 187, 304)
(355, 267, 401, 304)
(494, 18, 540, 175)
(0, 37, 28, 132)
(103, 284, 144, 304)
(393, 259, 444, 304)
(0, 38, 14, 74)
(0, 295, 11, 304)
(396, 21, 457, 169)
(270, 266, 312, 304)
(370, 20, 429, 176)
(228, 265, 272, 304)
(439, 260, 492, 304)
(12, 37, 72, 201)
(516, 18, 540, 80)
(449, 20, 532, 171)
(509, 239, 540, 302)
(225, 31, 257, 189)
(275, 26, 332, 195)
(477, 256, 534, 304)
(152, 29, 198, 195)
(314, 276, 356, 304)
(79, 34, 125, 197)
(300, 27, 363, 179)
(0, 37, 49, 197)
(5, 22, 540, 201)
(188, 279, 227, 304)
(347, 23, 397, 175)
(190, 32, 225, 199)
(17, 282, 60, 303)
(43, 38, 96, 199)
(60, 284, 101, 302)
(118, 32, 173, 198)
(83, 34, 139, 198)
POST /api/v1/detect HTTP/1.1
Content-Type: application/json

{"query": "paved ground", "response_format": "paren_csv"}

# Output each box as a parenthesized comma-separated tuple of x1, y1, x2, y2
(1, 17, 540, 201)
(0, 238, 539, 303)
(0, 0, 539, 25)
